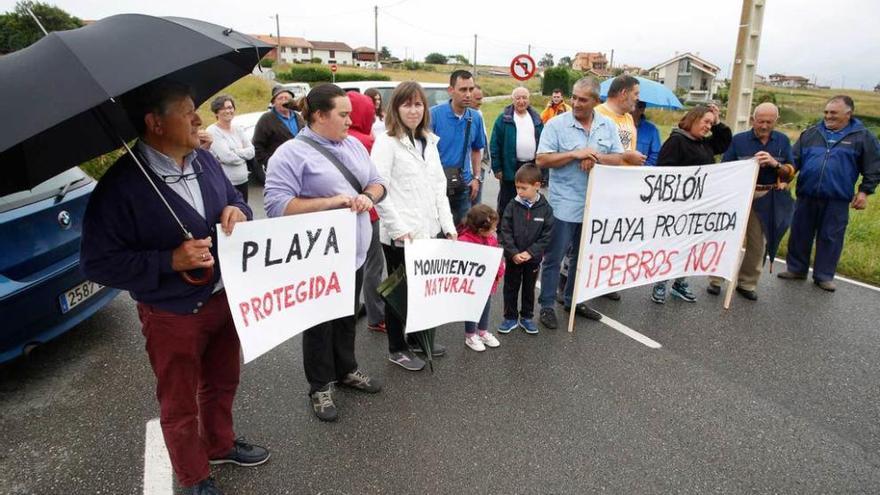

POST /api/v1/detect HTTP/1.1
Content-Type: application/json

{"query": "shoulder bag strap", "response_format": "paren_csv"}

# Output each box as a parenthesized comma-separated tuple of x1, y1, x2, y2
(295, 134, 364, 194)
(458, 109, 472, 169)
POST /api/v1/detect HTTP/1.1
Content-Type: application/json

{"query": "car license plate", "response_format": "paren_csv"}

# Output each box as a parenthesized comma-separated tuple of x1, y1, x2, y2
(59, 280, 104, 314)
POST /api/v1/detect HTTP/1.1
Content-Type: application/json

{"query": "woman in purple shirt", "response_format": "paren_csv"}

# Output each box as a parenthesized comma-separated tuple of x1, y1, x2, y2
(263, 84, 386, 422)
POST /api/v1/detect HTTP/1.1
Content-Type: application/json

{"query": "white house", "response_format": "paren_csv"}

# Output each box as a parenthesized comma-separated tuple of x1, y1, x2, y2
(649, 52, 720, 103)
(251, 35, 313, 63)
(308, 41, 354, 65)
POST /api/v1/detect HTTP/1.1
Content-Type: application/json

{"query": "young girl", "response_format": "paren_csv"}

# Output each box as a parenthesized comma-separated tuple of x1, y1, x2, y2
(458, 205, 505, 352)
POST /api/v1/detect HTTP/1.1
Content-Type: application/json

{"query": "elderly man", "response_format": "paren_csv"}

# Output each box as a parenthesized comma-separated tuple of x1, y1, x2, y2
(630, 100, 661, 166)
(81, 80, 268, 495)
(490, 86, 544, 217)
(778, 95, 880, 291)
(596, 75, 647, 165)
(470, 84, 491, 205)
(252, 85, 306, 172)
(541, 88, 571, 123)
(707, 102, 795, 300)
(430, 70, 486, 225)
(536, 77, 629, 327)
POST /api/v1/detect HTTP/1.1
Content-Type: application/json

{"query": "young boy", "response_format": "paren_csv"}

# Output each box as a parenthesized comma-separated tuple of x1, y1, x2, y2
(497, 165, 555, 334)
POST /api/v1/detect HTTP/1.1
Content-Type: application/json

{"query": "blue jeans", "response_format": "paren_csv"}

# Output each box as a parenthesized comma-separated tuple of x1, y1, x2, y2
(539, 219, 582, 309)
(786, 195, 849, 282)
(448, 186, 472, 227)
(465, 297, 491, 334)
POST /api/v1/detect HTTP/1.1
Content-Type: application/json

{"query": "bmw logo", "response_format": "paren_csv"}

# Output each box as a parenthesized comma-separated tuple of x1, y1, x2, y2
(57, 211, 72, 229)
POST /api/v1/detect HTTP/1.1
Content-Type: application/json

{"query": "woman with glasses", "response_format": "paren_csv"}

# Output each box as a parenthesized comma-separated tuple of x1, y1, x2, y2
(207, 95, 254, 201)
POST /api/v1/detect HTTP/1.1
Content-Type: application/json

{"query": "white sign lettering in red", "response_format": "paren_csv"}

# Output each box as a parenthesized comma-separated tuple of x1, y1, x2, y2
(404, 239, 503, 333)
(217, 210, 357, 363)
(509, 54, 536, 81)
(573, 160, 758, 303)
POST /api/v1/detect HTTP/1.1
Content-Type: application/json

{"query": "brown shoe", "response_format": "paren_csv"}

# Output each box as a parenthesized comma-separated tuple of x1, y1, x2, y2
(814, 280, 836, 292)
(777, 271, 807, 280)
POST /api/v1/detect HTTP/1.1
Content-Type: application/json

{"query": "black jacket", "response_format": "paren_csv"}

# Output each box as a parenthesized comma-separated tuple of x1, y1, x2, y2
(252, 110, 306, 166)
(657, 123, 732, 167)
(499, 194, 554, 260)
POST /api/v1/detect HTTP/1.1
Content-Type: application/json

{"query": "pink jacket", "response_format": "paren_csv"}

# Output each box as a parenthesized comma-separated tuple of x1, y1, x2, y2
(457, 226, 506, 294)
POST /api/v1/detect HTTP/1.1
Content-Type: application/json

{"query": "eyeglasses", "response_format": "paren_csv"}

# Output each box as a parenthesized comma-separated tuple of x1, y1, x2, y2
(161, 160, 204, 184)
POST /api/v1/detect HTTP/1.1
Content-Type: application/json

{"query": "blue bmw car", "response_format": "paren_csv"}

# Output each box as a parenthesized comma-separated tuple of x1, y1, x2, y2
(0, 167, 118, 363)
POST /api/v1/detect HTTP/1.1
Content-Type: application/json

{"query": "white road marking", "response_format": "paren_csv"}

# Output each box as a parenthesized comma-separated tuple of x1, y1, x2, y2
(596, 311, 663, 349)
(143, 418, 172, 495)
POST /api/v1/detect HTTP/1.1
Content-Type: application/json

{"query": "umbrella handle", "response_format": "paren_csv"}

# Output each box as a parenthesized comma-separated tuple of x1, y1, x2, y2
(180, 266, 215, 286)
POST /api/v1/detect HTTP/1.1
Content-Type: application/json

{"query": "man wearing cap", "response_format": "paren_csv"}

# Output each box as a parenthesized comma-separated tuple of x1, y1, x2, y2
(252, 85, 306, 172)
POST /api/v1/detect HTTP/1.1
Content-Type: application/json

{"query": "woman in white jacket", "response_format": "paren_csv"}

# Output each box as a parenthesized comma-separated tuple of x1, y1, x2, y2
(207, 95, 255, 201)
(372, 81, 457, 372)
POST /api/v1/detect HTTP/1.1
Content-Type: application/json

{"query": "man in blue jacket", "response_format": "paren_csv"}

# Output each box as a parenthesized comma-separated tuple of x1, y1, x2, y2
(778, 95, 880, 291)
(81, 80, 268, 494)
(630, 100, 661, 166)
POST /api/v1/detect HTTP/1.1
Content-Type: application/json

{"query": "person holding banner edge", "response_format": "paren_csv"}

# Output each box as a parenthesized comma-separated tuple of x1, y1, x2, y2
(706, 102, 795, 301)
(264, 84, 387, 422)
(372, 81, 458, 371)
(535, 77, 629, 329)
(651, 103, 732, 304)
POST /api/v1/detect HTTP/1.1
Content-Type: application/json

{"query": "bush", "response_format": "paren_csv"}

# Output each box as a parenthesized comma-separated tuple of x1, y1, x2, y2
(259, 59, 275, 68)
(310, 57, 322, 64)
(277, 67, 390, 83)
(402, 60, 433, 71)
(754, 90, 777, 105)
(425, 52, 448, 64)
(541, 67, 580, 96)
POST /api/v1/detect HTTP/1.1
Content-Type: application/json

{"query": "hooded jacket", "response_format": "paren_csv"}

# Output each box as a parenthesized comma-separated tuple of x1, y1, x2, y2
(457, 226, 505, 294)
(498, 194, 554, 261)
(347, 90, 377, 153)
(490, 104, 544, 181)
(657, 123, 732, 167)
(792, 118, 880, 200)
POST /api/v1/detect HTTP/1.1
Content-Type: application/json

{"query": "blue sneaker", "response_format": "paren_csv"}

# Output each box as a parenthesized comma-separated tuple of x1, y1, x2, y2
(651, 283, 667, 304)
(671, 280, 697, 302)
(520, 318, 539, 335)
(497, 318, 519, 334)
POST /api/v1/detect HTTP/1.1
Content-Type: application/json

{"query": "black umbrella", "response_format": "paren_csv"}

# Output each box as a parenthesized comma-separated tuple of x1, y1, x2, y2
(754, 188, 796, 271)
(0, 14, 273, 195)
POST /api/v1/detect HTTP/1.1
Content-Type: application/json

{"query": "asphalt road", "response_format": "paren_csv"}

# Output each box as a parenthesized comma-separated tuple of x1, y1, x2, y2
(2, 179, 879, 494)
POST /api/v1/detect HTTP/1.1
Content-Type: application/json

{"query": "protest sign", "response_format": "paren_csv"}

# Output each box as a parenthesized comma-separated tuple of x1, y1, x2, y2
(404, 239, 503, 333)
(217, 209, 357, 363)
(572, 160, 758, 305)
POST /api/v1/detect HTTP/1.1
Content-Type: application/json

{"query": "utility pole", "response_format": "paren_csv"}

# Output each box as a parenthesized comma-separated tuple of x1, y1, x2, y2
(726, 0, 766, 134)
(473, 34, 477, 78)
(609, 49, 614, 69)
(275, 14, 281, 63)
(374, 6, 379, 70)
(527, 44, 531, 56)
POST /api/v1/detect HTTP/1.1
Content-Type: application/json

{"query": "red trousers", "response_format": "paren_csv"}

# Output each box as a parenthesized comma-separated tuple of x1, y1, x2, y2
(137, 291, 240, 487)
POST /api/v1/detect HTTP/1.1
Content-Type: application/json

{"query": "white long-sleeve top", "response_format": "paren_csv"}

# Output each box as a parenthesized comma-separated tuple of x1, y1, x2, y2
(371, 131, 456, 245)
(207, 123, 255, 186)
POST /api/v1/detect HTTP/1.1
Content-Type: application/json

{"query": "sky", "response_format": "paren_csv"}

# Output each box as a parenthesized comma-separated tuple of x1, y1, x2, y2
(5, 0, 879, 90)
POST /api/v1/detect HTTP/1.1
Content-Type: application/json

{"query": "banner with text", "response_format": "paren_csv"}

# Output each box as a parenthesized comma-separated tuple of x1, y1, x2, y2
(405, 239, 503, 333)
(574, 160, 758, 302)
(217, 209, 357, 363)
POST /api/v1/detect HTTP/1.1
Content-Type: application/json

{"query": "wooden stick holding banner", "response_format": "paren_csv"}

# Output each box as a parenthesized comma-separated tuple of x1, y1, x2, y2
(567, 164, 599, 334)
(722, 160, 760, 310)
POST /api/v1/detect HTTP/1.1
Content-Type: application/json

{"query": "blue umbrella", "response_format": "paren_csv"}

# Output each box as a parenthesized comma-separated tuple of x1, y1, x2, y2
(599, 76, 683, 110)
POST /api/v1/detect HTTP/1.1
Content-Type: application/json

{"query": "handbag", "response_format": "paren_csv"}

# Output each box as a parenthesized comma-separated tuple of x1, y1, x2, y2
(444, 111, 472, 197)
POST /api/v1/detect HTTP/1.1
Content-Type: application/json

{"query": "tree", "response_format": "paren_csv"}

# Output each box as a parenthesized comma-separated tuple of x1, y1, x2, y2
(424, 52, 448, 64)
(539, 53, 554, 69)
(448, 54, 469, 65)
(557, 56, 572, 68)
(0, 1, 82, 54)
(379, 45, 391, 60)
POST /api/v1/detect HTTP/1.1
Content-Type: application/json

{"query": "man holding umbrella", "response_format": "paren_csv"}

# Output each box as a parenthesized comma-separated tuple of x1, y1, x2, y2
(81, 79, 269, 494)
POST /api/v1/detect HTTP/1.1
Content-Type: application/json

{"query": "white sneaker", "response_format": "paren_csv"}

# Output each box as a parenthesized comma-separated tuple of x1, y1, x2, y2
(478, 331, 500, 348)
(465, 335, 486, 352)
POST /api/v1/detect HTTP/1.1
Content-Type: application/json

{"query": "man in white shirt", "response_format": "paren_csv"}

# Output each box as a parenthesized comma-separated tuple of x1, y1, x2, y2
(489, 86, 544, 217)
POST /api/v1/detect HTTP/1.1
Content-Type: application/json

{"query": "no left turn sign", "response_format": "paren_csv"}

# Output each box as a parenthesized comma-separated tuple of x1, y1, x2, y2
(510, 54, 536, 81)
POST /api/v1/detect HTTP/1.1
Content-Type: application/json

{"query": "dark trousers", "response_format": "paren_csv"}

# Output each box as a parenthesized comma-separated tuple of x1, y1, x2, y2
(448, 186, 472, 227)
(382, 243, 434, 353)
(785, 195, 850, 282)
(234, 182, 249, 203)
(136, 291, 240, 487)
(503, 259, 541, 319)
(302, 268, 363, 394)
(497, 180, 517, 219)
(539, 219, 583, 308)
